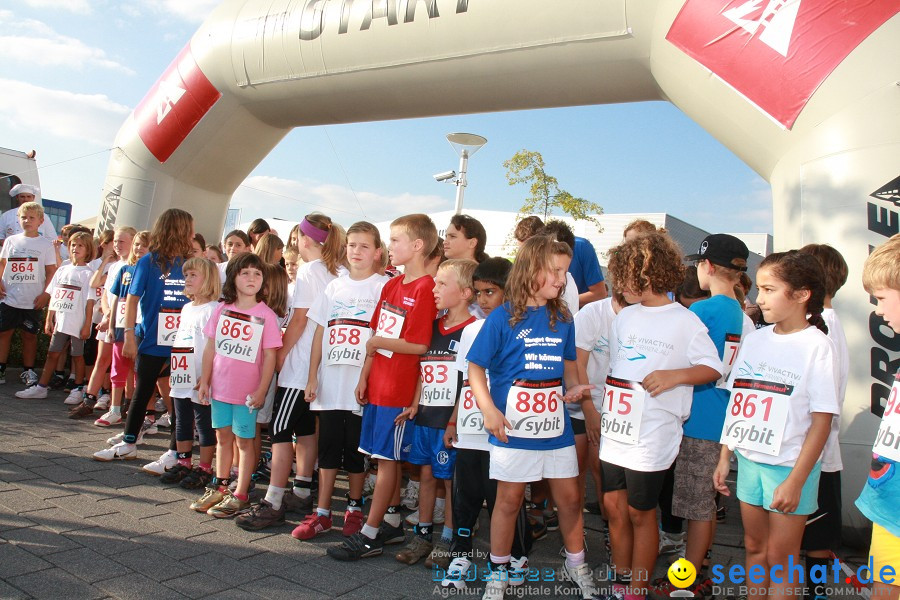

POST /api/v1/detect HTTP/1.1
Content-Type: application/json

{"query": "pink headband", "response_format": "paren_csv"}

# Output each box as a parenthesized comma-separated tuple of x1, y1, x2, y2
(299, 218, 329, 244)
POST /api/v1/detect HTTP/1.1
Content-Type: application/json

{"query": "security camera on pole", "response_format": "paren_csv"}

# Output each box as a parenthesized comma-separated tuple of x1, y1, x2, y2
(433, 133, 487, 215)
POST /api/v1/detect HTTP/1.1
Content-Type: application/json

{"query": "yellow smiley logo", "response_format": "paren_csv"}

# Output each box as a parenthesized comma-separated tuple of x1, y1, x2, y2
(667, 558, 697, 589)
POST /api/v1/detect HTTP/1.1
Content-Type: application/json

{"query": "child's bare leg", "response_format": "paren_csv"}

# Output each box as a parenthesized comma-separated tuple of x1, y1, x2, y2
(548, 477, 585, 553)
(741, 502, 770, 600)
(418, 465, 437, 525)
(215, 428, 235, 480)
(490, 481, 527, 558)
(767, 512, 807, 600)
(604, 490, 633, 574)
(20, 331, 37, 369)
(235, 436, 255, 497)
(628, 506, 659, 595)
(71, 356, 85, 384)
(367, 459, 400, 528)
(37, 351, 60, 386)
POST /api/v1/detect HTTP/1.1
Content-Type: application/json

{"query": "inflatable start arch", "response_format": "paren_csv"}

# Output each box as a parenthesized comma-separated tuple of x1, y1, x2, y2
(98, 0, 900, 542)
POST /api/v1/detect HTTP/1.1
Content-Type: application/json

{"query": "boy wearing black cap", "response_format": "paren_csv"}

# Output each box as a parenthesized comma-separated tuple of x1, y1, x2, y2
(654, 234, 750, 598)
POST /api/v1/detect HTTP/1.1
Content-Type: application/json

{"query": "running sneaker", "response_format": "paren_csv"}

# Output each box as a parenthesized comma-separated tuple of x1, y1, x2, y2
(92, 442, 137, 462)
(404, 504, 445, 526)
(142, 452, 177, 475)
(95, 411, 122, 427)
(64, 388, 84, 406)
(191, 486, 225, 513)
(659, 530, 686, 556)
(159, 464, 192, 485)
(141, 418, 158, 436)
(95, 393, 111, 411)
(291, 512, 333, 540)
(395, 535, 433, 565)
(585, 500, 603, 515)
(154, 396, 165, 412)
(0, 370, 6, 384)
(156, 412, 172, 429)
(544, 510, 559, 531)
(21, 369, 39, 388)
(180, 467, 212, 490)
(228, 473, 258, 495)
(425, 537, 451, 569)
(362, 472, 377, 498)
(106, 431, 143, 446)
(282, 489, 313, 514)
(15, 385, 48, 399)
(67, 402, 94, 419)
(207, 492, 250, 518)
(380, 521, 406, 545)
(63, 376, 77, 392)
(48, 372, 67, 390)
(528, 515, 547, 541)
(327, 531, 384, 561)
(254, 451, 272, 482)
(482, 565, 509, 600)
(236, 499, 286, 531)
(509, 556, 529, 587)
(342, 509, 365, 537)
(563, 561, 600, 600)
(401, 480, 419, 510)
(716, 505, 727, 523)
(441, 556, 472, 590)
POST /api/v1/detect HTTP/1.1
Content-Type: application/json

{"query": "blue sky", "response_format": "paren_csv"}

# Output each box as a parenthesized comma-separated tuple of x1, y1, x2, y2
(0, 1, 772, 233)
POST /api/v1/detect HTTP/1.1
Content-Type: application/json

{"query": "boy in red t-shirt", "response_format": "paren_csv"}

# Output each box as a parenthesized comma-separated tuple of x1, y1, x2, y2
(328, 214, 438, 561)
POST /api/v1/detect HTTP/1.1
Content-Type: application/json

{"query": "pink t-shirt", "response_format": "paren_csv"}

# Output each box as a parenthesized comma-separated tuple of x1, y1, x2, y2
(203, 301, 283, 404)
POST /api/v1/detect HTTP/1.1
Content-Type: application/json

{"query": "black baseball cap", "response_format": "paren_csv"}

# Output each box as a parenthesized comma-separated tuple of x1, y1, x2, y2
(686, 234, 749, 271)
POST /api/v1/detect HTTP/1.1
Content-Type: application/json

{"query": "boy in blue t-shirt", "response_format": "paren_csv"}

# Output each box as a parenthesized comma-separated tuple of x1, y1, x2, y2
(663, 234, 749, 595)
(856, 234, 900, 600)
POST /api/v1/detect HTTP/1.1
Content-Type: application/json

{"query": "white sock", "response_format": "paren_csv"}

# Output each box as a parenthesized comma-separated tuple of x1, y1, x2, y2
(317, 508, 330, 518)
(361, 524, 378, 539)
(435, 497, 445, 510)
(565, 549, 585, 568)
(264, 485, 286, 510)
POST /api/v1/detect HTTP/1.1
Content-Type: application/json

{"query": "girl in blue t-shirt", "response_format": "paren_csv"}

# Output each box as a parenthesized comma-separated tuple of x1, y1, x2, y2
(467, 235, 597, 599)
(93, 209, 194, 461)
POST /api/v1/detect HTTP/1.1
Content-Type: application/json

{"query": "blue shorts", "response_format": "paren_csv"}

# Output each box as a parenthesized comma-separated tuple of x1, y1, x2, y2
(358, 404, 414, 461)
(408, 424, 456, 479)
(210, 399, 258, 439)
(736, 452, 820, 515)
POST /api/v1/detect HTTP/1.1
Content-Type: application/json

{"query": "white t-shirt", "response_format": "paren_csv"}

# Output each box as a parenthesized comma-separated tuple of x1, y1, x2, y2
(742, 313, 756, 339)
(453, 319, 490, 452)
(0, 208, 57, 241)
(0, 233, 55, 309)
(599, 302, 722, 471)
(564, 272, 579, 317)
(88, 257, 105, 324)
(727, 325, 840, 467)
(103, 260, 126, 342)
(170, 301, 218, 402)
(571, 297, 616, 420)
(821, 308, 848, 472)
(48, 264, 94, 336)
(307, 272, 388, 413)
(277, 260, 344, 388)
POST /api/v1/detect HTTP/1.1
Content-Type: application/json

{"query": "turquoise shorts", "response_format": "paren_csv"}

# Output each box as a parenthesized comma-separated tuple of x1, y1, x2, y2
(735, 451, 820, 515)
(211, 399, 258, 439)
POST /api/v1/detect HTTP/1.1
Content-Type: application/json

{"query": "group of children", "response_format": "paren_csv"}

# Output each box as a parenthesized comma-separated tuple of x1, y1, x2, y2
(3, 195, 897, 600)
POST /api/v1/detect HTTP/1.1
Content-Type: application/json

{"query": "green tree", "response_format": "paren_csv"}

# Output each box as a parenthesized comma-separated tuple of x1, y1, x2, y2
(503, 149, 603, 231)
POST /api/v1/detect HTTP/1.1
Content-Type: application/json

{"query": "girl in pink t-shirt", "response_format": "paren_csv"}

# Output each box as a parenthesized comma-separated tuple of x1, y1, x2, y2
(194, 253, 282, 518)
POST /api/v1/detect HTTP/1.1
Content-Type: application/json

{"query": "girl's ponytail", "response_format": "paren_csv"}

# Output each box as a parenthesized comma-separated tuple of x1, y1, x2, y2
(302, 213, 346, 276)
(807, 311, 829, 335)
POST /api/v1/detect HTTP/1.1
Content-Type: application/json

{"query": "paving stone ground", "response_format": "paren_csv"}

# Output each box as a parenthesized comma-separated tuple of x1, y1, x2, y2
(0, 369, 867, 599)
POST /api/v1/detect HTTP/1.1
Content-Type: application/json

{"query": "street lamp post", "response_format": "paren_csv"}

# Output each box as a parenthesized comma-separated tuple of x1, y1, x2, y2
(444, 133, 487, 214)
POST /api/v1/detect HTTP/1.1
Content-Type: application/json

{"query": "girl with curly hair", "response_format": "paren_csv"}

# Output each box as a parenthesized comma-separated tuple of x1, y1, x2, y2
(601, 231, 722, 600)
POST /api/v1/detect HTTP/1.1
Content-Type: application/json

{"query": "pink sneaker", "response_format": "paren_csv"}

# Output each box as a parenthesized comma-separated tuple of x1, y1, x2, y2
(291, 512, 333, 540)
(342, 509, 365, 536)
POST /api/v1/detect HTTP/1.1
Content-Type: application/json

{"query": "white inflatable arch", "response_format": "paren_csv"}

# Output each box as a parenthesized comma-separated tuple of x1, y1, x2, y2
(99, 0, 900, 542)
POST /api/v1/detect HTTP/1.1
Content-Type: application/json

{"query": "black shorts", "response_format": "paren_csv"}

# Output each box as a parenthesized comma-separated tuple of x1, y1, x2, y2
(318, 410, 364, 473)
(0, 303, 42, 334)
(601, 460, 668, 511)
(83, 325, 99, 365)
(801, 470, 842, 551)
(571, 417, 586, 436)
(269, 387, 316, 443)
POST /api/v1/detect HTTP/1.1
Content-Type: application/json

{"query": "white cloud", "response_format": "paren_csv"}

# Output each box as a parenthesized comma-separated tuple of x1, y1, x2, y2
(0, 13, 133, 74)
(0, 79, 130, 146)
(22, 0, 90, 13)
(232, 176, 451, 226)
(133, 0, 222, 23)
